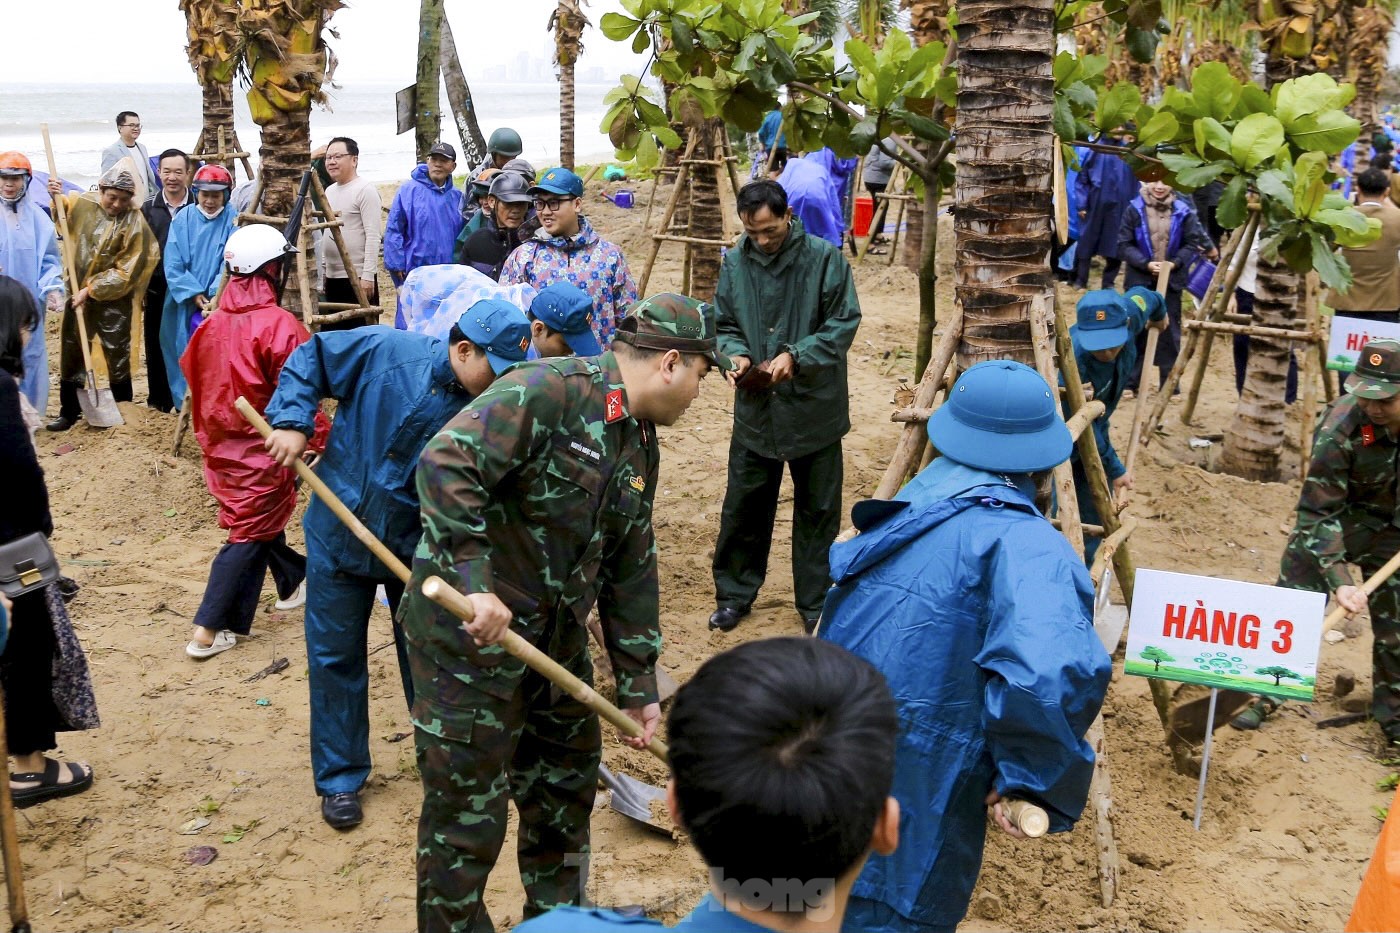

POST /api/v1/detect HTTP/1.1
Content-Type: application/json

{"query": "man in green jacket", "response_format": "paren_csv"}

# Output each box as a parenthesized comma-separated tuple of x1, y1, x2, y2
(710, 179, 862, 634)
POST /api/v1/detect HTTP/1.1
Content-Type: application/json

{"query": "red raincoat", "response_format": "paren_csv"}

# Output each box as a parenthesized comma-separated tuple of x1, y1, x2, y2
(180, 273, 329, 543)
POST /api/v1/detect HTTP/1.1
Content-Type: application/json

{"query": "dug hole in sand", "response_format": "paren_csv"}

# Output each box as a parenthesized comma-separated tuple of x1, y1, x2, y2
(20, 183, 1390, 931)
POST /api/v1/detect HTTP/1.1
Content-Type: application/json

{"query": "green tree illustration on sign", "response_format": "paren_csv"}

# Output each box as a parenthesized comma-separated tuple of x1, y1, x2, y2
(1140, 646, 1175, 671)
(1255, 666, 1303, 686)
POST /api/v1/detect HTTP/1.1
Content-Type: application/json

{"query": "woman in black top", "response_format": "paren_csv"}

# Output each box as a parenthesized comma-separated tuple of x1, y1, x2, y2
(0, 275, 99, 807)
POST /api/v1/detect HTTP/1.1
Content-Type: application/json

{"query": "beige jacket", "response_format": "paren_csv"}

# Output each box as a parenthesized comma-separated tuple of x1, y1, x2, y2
(1328, 198, 1400, 312)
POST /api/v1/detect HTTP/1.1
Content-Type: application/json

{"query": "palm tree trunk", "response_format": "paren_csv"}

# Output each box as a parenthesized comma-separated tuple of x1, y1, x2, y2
(414, 0, 444, 162)
(560, 60, 577, 170)
(687, 118, 725, 300)
(1346, 1, 1391, 172)
(1219, 259, 1302, 479)
(952, 0, 1056, 369)
(195, 81, 236, 165)
(552, 1, 588, 171)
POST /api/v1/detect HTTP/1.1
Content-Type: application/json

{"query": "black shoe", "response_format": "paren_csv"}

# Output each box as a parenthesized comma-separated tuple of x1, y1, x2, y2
(321, 792, 363, 830)
(45, 415, 77, 432)
(708, 607, 750, 632)
(802, 615, 820, 635)
(57, 576, 81, 603)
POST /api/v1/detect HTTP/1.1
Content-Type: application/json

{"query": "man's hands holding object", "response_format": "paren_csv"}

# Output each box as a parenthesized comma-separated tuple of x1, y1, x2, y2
(728, 352, 796, 390)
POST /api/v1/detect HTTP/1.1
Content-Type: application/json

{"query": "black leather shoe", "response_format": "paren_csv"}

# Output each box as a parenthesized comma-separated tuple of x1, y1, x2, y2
(45, 415, 76, 432)
(802, 615, 820, 635)
(321, 792, 363, 830)
(708, 607, 749, 632)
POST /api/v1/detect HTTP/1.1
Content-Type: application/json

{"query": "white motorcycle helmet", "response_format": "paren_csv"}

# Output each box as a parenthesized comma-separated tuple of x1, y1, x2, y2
(224, 224, 295, 275)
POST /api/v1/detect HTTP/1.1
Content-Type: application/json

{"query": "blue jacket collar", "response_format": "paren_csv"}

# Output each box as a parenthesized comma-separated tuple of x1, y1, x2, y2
(412, 162, 454, 193)
(431, 340, 467, 392)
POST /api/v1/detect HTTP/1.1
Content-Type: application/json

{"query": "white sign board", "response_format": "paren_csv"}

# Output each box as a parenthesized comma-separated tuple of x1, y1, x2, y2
(1125, 569, 1326, 701)
(1326, 314, 1400, 372)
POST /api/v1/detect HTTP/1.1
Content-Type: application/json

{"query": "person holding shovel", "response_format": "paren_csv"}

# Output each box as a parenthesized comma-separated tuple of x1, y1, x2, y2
(818, 361, 1111, 933)
(1255, 339, 1400, 740)
(261, 300, 529, 831)
(179, 224, 329, 660)
(1067, 286, 1167, 564)
(44, 166, 158, 431)
(400, 293, 732, 933)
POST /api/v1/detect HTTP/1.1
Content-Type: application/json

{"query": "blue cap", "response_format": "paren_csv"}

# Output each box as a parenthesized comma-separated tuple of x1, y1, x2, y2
(926, 360, 1072, 472)
(529, 283, 601, 356)
(455, 298, 530, 375)
(530, 166, 584, 199)
(1123, 286, 1166, 323)
(1073, 290, 1133, 352)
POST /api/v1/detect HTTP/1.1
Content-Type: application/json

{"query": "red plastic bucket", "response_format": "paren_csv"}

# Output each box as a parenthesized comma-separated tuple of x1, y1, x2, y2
(853, 196, 874, 236)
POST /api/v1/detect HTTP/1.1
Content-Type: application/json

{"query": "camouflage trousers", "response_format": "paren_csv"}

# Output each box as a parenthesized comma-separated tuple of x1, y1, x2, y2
(1279, 518, 1400, 740)
(409, 642, 601, 933)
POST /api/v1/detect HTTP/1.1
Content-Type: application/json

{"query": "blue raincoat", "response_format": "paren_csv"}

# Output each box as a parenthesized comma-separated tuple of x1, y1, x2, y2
(777, 155, 845, 247)
(1, 191, 64, 412)
(1074, 143, 1139, 261)
(383, 164, 464, 288)
(161, 205, 235, 401)
(264, 326, 477, 796)
(820, 458, 1110, 932)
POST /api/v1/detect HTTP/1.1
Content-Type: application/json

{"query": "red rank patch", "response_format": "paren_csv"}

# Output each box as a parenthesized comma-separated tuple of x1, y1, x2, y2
(1362, 424, 1376, 446)
(605, 390, 625, 423)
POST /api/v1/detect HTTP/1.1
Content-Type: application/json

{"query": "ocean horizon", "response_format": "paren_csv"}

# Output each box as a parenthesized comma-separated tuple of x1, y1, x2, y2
(3, 79, 624, 189)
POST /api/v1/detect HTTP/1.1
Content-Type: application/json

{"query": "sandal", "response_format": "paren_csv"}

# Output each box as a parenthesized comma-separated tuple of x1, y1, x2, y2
(1229, 697, 1279, 731)
(186, 629, 237, 660)
(10, 757, 93, 808)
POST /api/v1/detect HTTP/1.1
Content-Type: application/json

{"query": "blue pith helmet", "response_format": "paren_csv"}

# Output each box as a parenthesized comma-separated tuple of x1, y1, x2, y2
(926, 360, 1073, 472)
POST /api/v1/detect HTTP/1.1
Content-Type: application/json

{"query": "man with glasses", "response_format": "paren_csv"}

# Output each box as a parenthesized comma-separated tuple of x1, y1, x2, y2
(318, 137, 383, 331)
(141, 149, 196, 412)
(499, 167, 637, 348)
(101, 112, 157, 197)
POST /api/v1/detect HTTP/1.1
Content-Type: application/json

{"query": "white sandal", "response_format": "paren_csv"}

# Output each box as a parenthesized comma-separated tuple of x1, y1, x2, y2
(186, 629, 237, 660)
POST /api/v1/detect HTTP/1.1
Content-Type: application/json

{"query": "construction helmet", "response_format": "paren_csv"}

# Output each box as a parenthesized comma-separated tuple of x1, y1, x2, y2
(487, 128, 524, 158)
(0, 152, 32, 179)
(471, 167, 502, 197)
(501, 157, 537, 185)
(192, 164, 234, 193)
(224, 224, 294, 275)
(488, 171, 532, 204)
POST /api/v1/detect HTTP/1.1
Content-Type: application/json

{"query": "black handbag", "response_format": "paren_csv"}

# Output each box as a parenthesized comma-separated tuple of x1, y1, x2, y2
(0, 532, 60, 600)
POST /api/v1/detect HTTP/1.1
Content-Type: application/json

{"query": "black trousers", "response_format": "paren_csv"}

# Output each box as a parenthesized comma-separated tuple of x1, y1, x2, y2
(2, 588, 60, 755)
(144, 284, 174, 412)
(1231, 288, 1300, 404)
(712, 439, 842, 619)
(192, 533, 306, 635)
(319, 278, 380, 332)
(866, 182, 890, 240)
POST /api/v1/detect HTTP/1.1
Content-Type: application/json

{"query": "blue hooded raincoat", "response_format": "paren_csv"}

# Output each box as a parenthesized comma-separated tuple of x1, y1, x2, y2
(1, 190, 64, 412)
(383, 164, 465, 288)
(777, 155, 845, 247)
(820, 458, 1111, 932)
(161, 205, 235, 401)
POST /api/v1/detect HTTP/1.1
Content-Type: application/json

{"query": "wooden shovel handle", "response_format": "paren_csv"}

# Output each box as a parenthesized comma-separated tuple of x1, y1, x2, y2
(1325, 547, 1400, 629)
(40, 124, 97, 375)
(1002, 798, 1050, 838)
(1124, 260, 1174, 481)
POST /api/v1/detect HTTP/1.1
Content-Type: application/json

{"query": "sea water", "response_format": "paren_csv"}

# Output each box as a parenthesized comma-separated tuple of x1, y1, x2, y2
(3, 80, 624, 188)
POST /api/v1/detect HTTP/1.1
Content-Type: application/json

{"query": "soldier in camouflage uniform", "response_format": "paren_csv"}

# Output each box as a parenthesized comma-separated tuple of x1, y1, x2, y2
(399, 293, 734, 933)
(1267, 338, 1400, 742)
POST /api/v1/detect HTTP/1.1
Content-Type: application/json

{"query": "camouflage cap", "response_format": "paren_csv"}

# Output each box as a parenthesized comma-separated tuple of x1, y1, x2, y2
(1348, 338, 1400, 400)
(614, 293, 736, 371)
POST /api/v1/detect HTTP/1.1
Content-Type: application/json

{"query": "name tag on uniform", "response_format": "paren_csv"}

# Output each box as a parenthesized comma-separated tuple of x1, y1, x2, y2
(568, 440, 601, 463)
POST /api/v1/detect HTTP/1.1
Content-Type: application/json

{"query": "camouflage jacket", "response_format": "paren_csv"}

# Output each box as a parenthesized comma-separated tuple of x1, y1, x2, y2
(402, 351, 661, 707)
(1293, 393, 1400, 589)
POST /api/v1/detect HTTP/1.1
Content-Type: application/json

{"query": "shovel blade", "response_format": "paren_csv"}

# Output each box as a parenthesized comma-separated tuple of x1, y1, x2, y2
(1170, 686, 1253, 744)
(599, 764, 670, 835)
(78, 374, 123, 428)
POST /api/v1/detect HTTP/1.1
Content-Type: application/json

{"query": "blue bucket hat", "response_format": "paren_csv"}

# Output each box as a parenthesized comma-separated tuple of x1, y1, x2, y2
(530, 283, 601, 356)
(926, 360, 1073, 472)
(529, 166, 584, 199)
(455, 298, 531, 375)
(1073, 290, 1134, 353)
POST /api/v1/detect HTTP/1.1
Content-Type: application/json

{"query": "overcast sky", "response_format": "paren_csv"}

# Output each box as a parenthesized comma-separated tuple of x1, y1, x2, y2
(1, 0, 648, 85)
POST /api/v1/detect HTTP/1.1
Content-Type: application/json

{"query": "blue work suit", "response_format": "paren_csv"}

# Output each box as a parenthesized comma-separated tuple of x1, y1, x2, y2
(161, 205, 235, 402)
(383, 164, 464, 327)
(0, 193, 64, 413)
(1068, 298, 1160, 564)
(263, 326, 475, 796)
(819, 458, 1111, 933)
(777, 156, 845, 247)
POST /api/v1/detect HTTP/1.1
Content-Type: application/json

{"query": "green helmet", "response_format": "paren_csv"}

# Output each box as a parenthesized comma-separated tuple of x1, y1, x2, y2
(487, 127, 523, 158)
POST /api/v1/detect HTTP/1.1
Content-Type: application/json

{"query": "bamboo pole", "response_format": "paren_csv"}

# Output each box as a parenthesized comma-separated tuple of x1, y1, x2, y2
(1141, 219, 1250, 443)
(1300, 274, 1320, 478)
(234, 396, 669, 763)
(1030, 296, 1085, 560)
(637, 131, 699, 297)
(1124, 261, 1173, 490)
(886, 178, 908, 267)
(1065, 399, 1108, 440)
(1181, 214, 1260, 425)
(1183, 320, 1319, 341)
(871, 312, 965, 500)
(0, 684, 30, 933)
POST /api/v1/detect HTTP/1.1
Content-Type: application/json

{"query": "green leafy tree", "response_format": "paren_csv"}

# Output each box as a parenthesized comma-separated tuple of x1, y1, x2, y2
(1255, 665, 1303, 686)
(1139, 646, 1174, 671)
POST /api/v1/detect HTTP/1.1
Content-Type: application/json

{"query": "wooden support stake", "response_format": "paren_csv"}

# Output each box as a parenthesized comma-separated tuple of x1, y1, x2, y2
(1085, 716, 1118, 908)
(308, 172, 373, 313)
(871, 312, 964, 500)
(1300, 274, 1320, 478)
(637, 131, 699, 297)
(296, 223, 316, 330)
(1181, 214, 1260, 426)
(1065, 399, 1107, 441)
(1029, 295, 1085, 560)
(1183, 320, 1318, 341)
(1125, 261, 1173, 488)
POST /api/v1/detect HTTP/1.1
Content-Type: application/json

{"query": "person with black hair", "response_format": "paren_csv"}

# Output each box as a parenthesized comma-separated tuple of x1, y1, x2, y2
(819, 361, 1111, 933)
(0, 274, 100, 808)
(100, 111, 157, 197)
(261, 300, 529, 830)
(710, 179, 861, 635)
(515, 637, 900, 933)
(141, 148, 196, 412)
(1327, 167, 1400, 324)
(318, 136, 382, 329)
